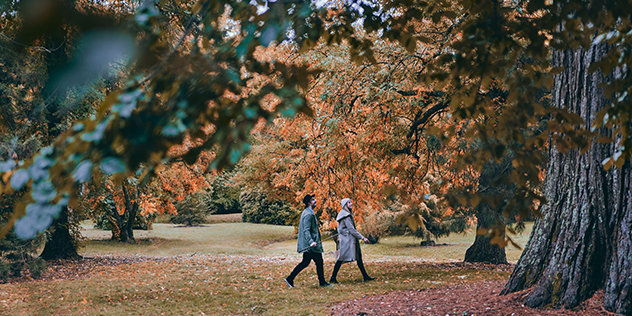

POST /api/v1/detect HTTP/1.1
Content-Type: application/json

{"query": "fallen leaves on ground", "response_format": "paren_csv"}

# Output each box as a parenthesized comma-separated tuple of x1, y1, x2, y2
(0, 256, 607, 315)
(330, 281, 611, 315)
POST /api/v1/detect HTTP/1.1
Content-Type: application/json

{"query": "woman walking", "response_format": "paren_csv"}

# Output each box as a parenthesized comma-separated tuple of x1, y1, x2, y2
(329, 198, 375, 283)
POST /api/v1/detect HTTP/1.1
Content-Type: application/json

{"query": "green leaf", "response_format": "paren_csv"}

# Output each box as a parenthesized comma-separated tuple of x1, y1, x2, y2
(11, 169, 30, 190)
(100, 157, 125, 175)
(260, 25, 279, 47)
(0, 159, 16, 172)
(73, 161, 93, 183)
(32, 181, 56, 203)
(81, 121, 109, 142)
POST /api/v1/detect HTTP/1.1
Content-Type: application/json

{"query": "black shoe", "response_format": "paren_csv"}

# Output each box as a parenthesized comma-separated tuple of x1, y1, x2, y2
(284, 278, 294, 288)
(329, 278, 340, 284)
(320, 282, 333, 287)
(363, 276, 376, 282)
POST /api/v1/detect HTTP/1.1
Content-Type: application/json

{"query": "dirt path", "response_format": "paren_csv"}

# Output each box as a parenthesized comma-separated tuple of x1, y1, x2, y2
(330, 280, 611, 315)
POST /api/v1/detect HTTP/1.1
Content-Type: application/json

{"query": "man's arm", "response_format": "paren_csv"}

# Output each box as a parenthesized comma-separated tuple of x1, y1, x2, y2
(300, 213, 316, 247)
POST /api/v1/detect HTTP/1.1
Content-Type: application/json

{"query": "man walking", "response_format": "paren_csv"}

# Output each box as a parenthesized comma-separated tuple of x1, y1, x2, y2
(285, 194, 332, 287)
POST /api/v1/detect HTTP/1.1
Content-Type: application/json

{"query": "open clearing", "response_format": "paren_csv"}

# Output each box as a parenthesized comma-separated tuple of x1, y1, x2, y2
(2, 218, 532, 315)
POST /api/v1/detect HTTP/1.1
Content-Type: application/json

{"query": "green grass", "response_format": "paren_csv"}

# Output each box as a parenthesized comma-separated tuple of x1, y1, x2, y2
(79, 219, 532, 262)
(1, 219, 533, 315)
(79, 221, 296, 257)
(366, 222, 533, 263)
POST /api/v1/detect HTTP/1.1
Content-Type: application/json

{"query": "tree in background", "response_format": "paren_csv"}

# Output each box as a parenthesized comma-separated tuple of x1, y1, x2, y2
(234, 36, 473, 237)
(464, 156, 516, 265)
(79, 135, 213, 241)
(0, 0, 318, 244)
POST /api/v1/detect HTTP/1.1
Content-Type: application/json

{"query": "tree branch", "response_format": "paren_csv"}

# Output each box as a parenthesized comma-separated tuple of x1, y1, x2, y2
(407, 101, 449, 138)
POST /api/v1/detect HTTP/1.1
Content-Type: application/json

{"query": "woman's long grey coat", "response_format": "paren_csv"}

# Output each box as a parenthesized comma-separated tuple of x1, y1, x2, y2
(336, 209, 365, 262)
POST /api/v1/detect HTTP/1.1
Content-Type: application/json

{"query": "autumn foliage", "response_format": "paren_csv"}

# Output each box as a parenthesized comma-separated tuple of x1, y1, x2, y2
(79, 135, 213, 241)
(235, 33, 474, 237)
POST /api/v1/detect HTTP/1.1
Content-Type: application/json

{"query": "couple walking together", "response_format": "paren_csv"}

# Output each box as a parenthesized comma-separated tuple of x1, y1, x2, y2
(284, 194, 375, 287)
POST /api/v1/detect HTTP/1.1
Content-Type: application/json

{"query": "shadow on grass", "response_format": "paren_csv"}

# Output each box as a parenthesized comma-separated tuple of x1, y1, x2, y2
(80, 237, 193, 248)
(206, 213, 242, 224)
(254, 233, 296, 248)
(406, 242, 451, 248)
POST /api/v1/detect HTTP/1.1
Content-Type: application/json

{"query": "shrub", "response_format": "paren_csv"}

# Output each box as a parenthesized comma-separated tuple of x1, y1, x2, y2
(170, 192, 211, 226)
(395, 196, 469, 241)
(0, 230, 46, 283)
(0, 261, 10, 283)
(208, 172, 241, 214)
(28, 258, 47, 278)
(240, 190, 298, 226)
(360, 210, 403, 244)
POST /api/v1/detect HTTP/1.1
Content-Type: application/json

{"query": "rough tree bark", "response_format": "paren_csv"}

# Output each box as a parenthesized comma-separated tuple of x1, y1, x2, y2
(464, 205, 508, 265)
(39, 206, 81, 260)
(501, 42, 632, 314)
(106, 190, 127, 242)
(39, 24, 80, 261)
(121, 184, 139, 243)
(465, 156, 513, 265)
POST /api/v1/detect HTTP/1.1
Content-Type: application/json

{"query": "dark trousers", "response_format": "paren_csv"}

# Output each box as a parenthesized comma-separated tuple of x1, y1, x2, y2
(330, 246, 370, 281)
(287, 252, 326, 285)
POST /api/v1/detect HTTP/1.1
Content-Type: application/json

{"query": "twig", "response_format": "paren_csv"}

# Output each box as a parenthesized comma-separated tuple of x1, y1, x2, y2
(0, 33, 65, 53)
(137, 2, 209, 86)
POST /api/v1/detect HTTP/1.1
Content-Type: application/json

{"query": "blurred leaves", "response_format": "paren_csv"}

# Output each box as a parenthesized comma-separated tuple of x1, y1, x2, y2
(51, 31, 135, 94)
(10, 170, 30, 190)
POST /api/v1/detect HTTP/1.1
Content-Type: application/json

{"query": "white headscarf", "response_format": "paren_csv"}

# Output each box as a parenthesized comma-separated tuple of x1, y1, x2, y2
(337, 198, 352, 222)
(340, 198, 351, 209)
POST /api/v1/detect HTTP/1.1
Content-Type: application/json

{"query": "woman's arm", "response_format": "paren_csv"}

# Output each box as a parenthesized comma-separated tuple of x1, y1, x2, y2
(343, 216, 365, 240)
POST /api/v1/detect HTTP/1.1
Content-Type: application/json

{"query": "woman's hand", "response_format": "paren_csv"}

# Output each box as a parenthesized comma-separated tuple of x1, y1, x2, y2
(363, 238, 369, 243)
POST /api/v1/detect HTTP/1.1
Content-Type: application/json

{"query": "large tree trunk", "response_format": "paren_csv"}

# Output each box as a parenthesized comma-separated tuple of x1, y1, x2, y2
(122, 185, 138, 243)
(464, 205, 507, 265)
(39, 12, 79, 262)
(105, 186, 139, 243)
(40, 206, 81, 260)
(465, 158, 512, 265)
(501, 42, 632, 314)
(106, 190, 128, 242)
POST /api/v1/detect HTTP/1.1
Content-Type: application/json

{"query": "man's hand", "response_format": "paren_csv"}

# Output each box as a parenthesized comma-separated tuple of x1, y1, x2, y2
(310, 242, 317, 247)
(363, 238, 370, 243)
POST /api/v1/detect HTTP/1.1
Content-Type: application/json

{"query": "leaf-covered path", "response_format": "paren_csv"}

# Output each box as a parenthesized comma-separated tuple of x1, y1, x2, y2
(331, 281, 610, 315)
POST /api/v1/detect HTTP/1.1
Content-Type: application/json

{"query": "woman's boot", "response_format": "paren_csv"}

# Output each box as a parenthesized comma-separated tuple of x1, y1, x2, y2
(329, 260, 342, 284)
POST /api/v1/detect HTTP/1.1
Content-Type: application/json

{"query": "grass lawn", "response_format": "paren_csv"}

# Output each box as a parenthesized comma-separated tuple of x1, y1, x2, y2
(1, 218, 533, 315)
